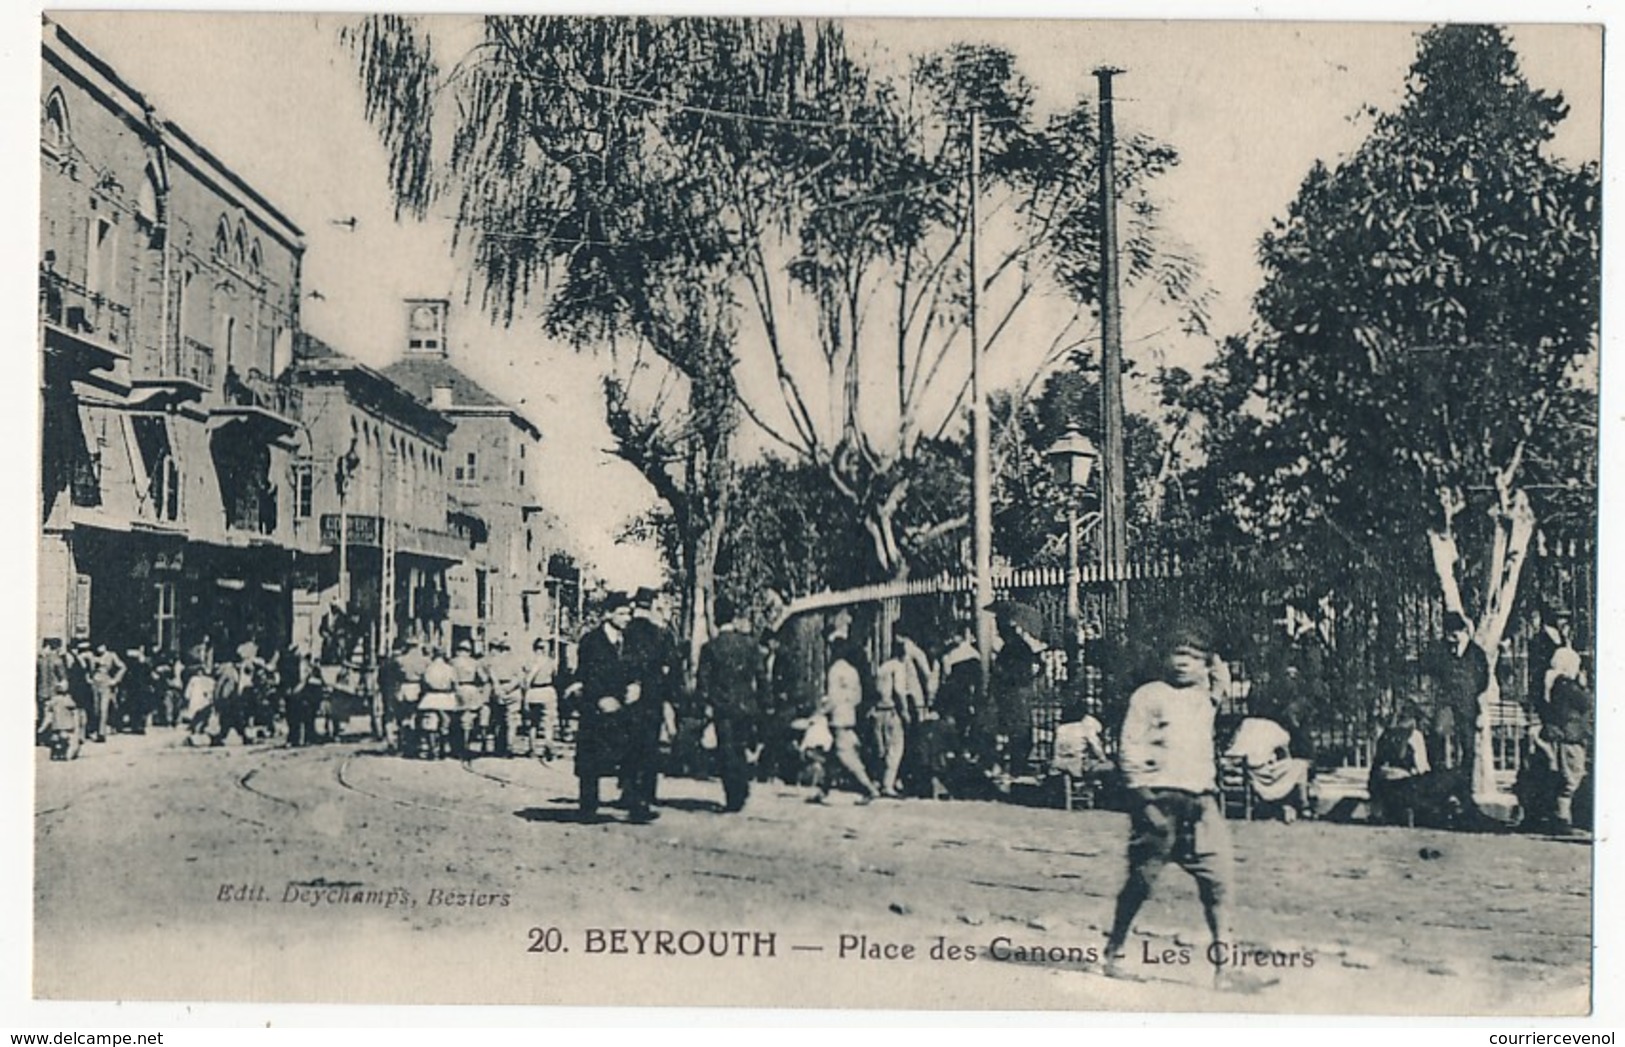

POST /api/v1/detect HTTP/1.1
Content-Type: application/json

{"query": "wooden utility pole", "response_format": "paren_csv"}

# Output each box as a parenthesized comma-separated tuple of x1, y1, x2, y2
(969, 107, 994, 694)
(1095, 67, 1129, 631)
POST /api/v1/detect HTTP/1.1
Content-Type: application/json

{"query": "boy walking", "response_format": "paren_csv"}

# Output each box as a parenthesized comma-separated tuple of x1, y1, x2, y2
(1104, 621, 1235, 986)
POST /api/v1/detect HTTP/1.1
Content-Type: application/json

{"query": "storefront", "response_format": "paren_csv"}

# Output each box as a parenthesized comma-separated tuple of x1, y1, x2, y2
(43, 523, 187, 655)
(178, 540, 293, 661)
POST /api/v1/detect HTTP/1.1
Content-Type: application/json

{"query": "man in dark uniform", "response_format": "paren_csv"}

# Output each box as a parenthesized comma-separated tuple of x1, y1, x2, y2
(697, 595, 764, 813)
(621, 587, 679, 816)
(1430, 611, 1490, 818)
(989, 603, 1046, 780)
(573, 593, 645, 823)
(280, 645, 323, 748)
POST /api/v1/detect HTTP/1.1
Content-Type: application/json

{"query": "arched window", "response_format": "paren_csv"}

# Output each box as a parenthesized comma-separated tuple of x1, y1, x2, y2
(234, 221, 248, 268)
(137, 168, 161, 227)
(249, 239, 263, 276)
(214, 218, 231, 261)
(43, 89, 70, 154)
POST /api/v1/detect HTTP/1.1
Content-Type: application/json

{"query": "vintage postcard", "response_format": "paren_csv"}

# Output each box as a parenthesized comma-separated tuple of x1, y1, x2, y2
(29, 8, 1602, 1018)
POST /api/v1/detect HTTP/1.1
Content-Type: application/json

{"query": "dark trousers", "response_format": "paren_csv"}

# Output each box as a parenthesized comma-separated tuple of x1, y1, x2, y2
(488, 701, 516, 757)
(285, 691, 319, 747)
(213, 698, 249, 745)
(619, 714, 661, 815)
(714, 716, 752, 811)
(578, 775, 613, 819)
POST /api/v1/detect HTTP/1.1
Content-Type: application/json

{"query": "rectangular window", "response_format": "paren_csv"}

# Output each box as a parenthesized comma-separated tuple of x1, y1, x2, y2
(293, 461, 314, 519)
(154, 581, 177, 655)
(130, 416, 179, 522)
(455, 451, 477, 484)
(158, 457, 180, 522)
(72, 574, 92, 640)
(86, 215, 112, 296)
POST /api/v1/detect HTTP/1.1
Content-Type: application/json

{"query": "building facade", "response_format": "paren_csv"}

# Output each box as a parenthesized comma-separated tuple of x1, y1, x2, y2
(287, 334, 474, 657)
(382, 301, 548, 651)
(40, 18, 307, 658)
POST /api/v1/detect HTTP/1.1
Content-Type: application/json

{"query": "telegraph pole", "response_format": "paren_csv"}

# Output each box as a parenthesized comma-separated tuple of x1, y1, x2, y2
(1095, 67, 1129, 632)
(968, 107, 994, 695)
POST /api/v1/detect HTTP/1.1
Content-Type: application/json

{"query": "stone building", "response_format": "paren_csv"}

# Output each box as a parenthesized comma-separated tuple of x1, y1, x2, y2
(39, 17, 308, 658)
(381, 301, 548, 651)
(286, 333, 475, 657)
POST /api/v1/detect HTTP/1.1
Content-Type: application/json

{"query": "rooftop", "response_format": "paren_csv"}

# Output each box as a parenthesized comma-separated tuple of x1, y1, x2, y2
(290, 334, 454, 443)
(382, 356, 541, 440)
(381, 356, 508, 408)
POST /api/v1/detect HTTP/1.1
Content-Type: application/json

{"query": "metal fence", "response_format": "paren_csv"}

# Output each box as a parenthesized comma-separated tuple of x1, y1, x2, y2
(776, 538, 1596, 777)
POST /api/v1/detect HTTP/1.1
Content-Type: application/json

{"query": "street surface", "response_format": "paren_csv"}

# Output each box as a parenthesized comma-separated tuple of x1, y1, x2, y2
(35, 732, 1591, 1015)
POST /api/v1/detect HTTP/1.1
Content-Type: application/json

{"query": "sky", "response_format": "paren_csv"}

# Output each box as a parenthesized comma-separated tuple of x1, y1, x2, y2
(18, 6, 1606, 590)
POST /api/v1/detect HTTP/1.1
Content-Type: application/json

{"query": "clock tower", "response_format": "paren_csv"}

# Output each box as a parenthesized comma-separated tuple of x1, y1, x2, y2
(405, 298, 448, 357)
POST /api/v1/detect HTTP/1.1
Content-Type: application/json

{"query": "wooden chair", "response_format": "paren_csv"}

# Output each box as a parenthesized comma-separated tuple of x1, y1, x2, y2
(1219, 754, 1253, 820)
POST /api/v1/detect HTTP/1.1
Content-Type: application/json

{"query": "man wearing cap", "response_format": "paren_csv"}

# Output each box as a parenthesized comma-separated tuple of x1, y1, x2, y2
(812, 613, 882, 805)
(450, 639, 492, 761)
(697, 594, 764, 813)
(622, 587, 679, 815)
(418, 646, 460, 759)
(1104, 620, 1235, 985)
(518, 639, 560, 759)
(1430, 611, 1491, 814)
(574, 593, 644, 823)
(484, 637, 523, 758)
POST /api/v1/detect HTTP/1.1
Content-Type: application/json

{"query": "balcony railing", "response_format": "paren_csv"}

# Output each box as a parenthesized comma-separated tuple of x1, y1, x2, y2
(176, 337, 216, 389)
(223, 366, 302, 419)
(39, 268, 131, 349)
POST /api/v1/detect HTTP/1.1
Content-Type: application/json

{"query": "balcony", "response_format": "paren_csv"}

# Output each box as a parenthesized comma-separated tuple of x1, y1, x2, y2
(225, 366, 302, 416)
(318, 514, 469, 564)
(210, 365, 302, 443)
(40, 268, 130, 392)
(178, 338, 217, 389)
(131, 337, 215, 406)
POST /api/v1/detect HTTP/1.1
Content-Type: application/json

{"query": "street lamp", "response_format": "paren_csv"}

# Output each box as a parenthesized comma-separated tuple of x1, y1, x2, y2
(1045, 426, 1099, 694)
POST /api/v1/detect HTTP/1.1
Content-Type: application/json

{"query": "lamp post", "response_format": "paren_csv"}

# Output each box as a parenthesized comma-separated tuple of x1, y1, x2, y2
(1045, 426, 1099, 695)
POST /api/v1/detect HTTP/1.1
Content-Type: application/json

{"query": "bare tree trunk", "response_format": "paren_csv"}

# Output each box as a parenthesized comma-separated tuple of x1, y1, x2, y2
(1427, 486, 1537, 808)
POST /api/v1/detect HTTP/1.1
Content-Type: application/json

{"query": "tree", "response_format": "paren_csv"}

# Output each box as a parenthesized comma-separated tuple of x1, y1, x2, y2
(1243, 25, 1599, 803)
(345, 15, 860, 662)
(990, 362, 1173, 571)
(751, 44, 1207, 579)
(346, 16, 1207, 657)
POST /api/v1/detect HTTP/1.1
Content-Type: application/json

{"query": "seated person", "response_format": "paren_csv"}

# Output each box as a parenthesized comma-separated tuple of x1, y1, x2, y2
(1367, 707, 1461, 827)
(1225, 713, 1314, 821)
(1052, 709, 1111, 777)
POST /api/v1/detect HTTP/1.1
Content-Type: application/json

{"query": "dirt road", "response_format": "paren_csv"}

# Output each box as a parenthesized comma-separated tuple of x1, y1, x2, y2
(34, 733, 1591, 1015)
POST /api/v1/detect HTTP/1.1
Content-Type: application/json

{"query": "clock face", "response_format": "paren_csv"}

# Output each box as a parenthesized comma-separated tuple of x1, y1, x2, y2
(410, 305, 439, 331)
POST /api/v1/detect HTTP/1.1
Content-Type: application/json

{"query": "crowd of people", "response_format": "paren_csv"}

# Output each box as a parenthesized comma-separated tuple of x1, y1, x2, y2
(35, 633, 329, 758)
(35, 587, 1593, 845)
(1364, 606, 1595, 835)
